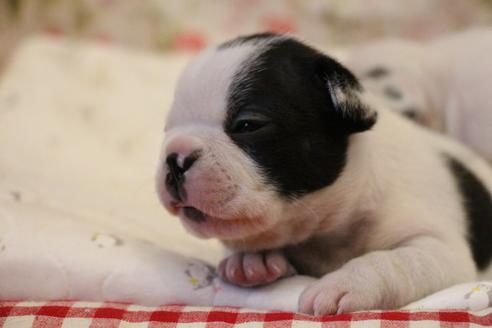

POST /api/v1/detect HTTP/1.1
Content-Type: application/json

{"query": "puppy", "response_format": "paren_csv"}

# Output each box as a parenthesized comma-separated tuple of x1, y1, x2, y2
(156, 33, 492, 315)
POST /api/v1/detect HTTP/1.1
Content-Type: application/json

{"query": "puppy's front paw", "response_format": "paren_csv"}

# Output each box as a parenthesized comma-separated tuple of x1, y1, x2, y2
(218, 250, 295, 287)
(299, 271, 385, 316)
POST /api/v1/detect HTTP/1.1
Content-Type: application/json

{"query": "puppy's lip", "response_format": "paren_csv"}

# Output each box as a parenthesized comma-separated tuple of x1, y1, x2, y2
(182, 206, 208, 223)
(173, 203, 209, 223)
(175, 206, 266, 240)
(173, 202, 252, 227)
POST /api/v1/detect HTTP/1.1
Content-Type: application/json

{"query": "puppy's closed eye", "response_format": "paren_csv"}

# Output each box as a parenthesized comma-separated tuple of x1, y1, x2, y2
(228, 112, 273, 135)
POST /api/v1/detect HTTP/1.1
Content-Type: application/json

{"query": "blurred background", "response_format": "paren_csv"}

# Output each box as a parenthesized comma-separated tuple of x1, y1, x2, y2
(1, 0, 492, 69)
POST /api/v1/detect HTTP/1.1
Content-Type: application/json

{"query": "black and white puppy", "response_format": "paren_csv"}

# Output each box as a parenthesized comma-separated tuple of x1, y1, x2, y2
(156, 33, 492, 315)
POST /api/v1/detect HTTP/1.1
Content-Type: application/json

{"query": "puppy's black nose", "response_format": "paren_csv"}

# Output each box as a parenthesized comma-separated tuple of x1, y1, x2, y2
(165, 151, 200, 202)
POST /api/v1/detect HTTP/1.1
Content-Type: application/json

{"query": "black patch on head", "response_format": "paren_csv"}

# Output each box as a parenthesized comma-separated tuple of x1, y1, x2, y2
(218, 32, 280, 50)
(223, 35, 376, 197)
(445, 154, 492, 270)
(365, 66, 390, 79)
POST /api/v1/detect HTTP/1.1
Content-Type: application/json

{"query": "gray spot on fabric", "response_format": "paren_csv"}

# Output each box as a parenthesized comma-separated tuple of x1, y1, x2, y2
(10, 190, 21, 202)
(365, 66, 390, 79)
(402, 107, 418, 120)
(383, 85, 403, 100)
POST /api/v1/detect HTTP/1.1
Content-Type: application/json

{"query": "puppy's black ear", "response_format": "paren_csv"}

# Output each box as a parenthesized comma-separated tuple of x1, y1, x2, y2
(314, 56, 377, 134)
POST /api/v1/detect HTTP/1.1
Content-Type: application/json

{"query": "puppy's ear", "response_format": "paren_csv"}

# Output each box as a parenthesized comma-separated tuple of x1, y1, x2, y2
(314, 56, 377, 134)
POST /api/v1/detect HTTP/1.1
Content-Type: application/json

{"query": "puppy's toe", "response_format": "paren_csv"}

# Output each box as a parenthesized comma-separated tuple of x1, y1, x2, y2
(218, 252, 269, 287)
(299, 283, 340, 315)
(220, 253, 247, 285)
(313, 291, 345, 316)
(218, 251, 294, 287)
(298, 282, 323, 314)
(265, 250, 296, 281)
(336, 293, 356, 314)
(299, 272, 383, 315)
(242, 253, 267, 285)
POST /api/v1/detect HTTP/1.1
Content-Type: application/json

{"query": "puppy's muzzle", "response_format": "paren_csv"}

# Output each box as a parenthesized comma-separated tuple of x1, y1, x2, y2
(165, 151, 200, 202)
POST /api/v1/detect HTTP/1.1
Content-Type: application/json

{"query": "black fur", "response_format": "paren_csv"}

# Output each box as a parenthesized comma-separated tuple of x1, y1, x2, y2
(445, 154, 492, 270)
(222, 35, 376, 197)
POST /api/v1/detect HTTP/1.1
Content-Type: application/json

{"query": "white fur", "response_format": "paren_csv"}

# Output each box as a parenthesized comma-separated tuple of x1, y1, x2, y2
(157, 42, 286, 242)
(295, 95, 478, 313)
(345, 29, 492, 161)
(157, 37, 492, 314)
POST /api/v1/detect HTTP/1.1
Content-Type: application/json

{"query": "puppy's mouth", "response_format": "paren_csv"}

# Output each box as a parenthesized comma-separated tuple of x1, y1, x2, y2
(172, 202, 268, 240)
(172, 202, 208, 222)
(181, 206, 208, 223)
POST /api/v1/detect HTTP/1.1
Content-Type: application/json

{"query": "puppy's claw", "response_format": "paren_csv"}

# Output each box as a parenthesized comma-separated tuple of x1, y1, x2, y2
(243, 253, 267, 283)
(265, 250, 296, 279)
(224, 253, 247, 285)
(301, 287, 348, 316)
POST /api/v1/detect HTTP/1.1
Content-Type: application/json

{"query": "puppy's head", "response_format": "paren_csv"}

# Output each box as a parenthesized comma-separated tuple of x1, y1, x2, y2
(156, 33, 377, 251)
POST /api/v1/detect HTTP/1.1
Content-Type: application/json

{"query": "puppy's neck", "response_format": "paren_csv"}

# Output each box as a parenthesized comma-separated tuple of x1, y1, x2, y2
(289, 130, 381, 235)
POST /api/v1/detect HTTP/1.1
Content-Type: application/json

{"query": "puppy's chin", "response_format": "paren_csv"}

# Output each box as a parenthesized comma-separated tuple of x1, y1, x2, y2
(221, 228, 288, 252)
(177, 206, 278, 242)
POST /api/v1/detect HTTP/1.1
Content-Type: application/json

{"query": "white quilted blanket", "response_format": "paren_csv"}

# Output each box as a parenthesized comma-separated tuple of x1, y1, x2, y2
(0, 36, 223, 263)
(0, 36, 491, 312)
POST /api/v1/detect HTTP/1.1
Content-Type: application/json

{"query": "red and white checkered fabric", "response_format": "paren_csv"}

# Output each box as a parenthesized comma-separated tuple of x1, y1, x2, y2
(1, 301, 492, 327)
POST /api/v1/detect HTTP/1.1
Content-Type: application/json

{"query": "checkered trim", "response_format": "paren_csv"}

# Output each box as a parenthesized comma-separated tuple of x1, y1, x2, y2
(1, 301, 492, 327)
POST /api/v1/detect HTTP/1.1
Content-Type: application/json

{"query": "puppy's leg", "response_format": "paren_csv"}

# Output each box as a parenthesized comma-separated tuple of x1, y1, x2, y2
(299, 236, 475, 315)
(218, 250, 296, 287)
